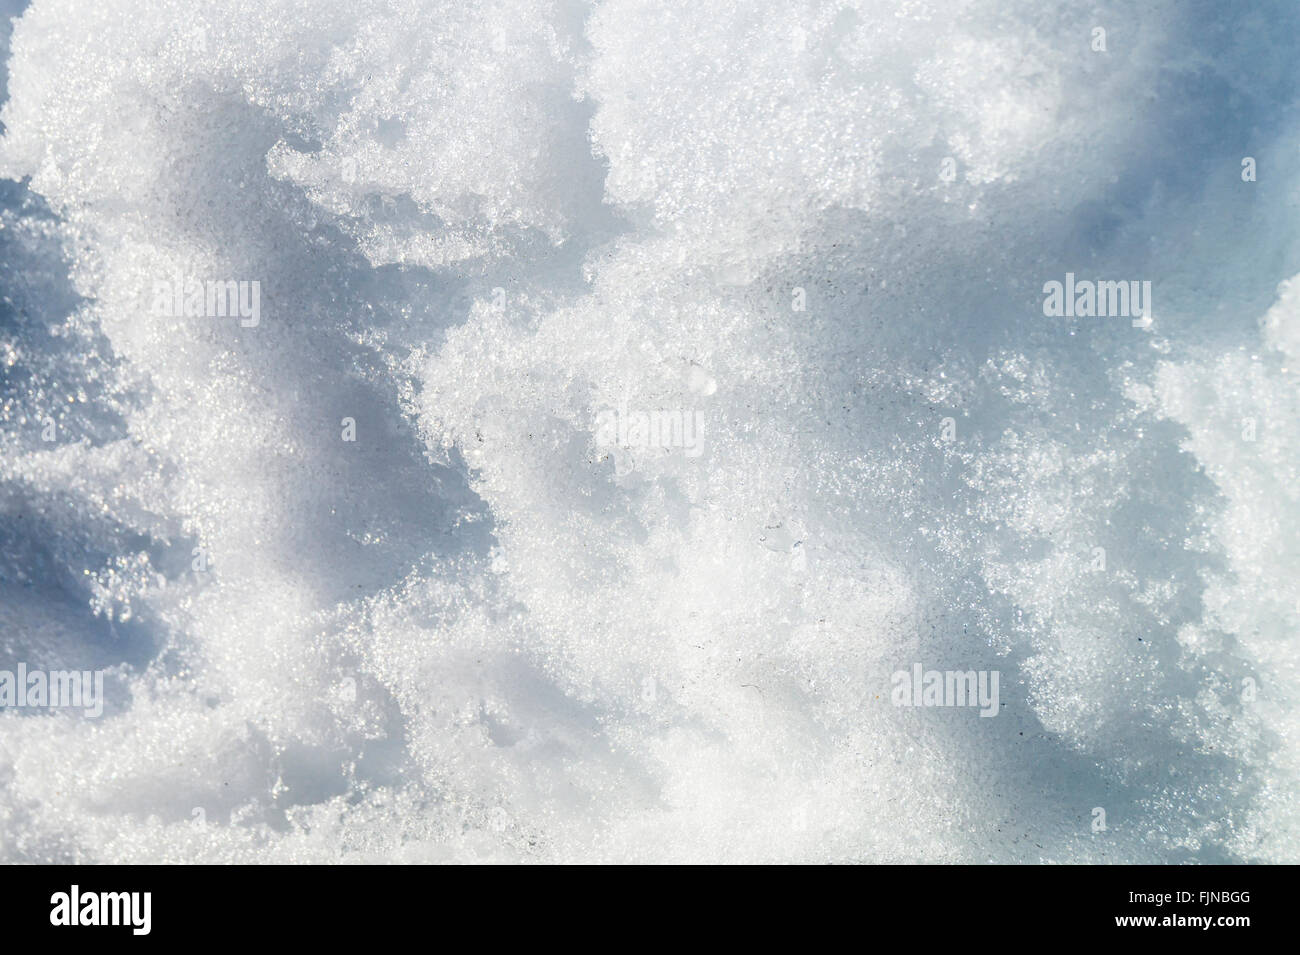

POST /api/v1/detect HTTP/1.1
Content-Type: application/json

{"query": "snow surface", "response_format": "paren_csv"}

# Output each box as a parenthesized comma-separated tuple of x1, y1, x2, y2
(0, 0, 1297, 863)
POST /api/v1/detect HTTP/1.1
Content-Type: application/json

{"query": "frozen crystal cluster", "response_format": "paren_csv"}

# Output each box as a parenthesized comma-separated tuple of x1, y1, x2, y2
(0, 0, 1297, 862)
